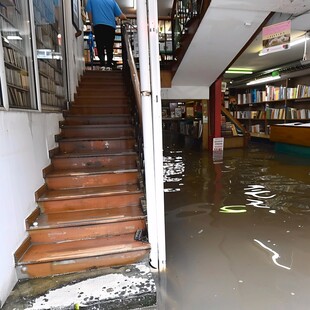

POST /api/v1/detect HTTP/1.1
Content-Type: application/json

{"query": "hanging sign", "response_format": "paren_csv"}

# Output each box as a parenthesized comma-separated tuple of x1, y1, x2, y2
(262, 20, 291, 55)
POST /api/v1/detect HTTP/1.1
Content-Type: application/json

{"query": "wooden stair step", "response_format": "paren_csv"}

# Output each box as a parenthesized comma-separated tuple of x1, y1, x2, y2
(69, 102, 129, 108)
(75, 91, 128, 98)
(77, 85, 127, 93)
(79, 80, 124, 86)
(58, 137, 136, 153)
(28, 206, 146, 243)
(16, 235, 150, 278)
(51, 150, 138, 169)
(37, 184, 143, 214)
(68, 105, 130, 114)
(82, 71, 123, 78)
(45, 166, 139, 190)
(47, 165, 138, 176)
(82, 70, 123, 74)
(14, 69, 149, 279)
(29, 205, 145, 230)
(61, 114, 132, 125)
(38, 184, 141, 202)
(59, 124, 134, 139)
(18, 235, 149, 264)
(72, 99, 129, 106)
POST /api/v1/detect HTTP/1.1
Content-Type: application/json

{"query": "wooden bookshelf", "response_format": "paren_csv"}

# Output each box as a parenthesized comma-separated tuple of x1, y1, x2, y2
(33, 0, 65, 108)
(229, 79, 310, 138)
(0, 2, 33, 109)
(162, 100, 203, 140)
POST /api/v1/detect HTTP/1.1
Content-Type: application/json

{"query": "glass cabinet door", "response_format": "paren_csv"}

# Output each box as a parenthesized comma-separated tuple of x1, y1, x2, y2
(33, 0, 67, 110)
(0, 0, 37, 109)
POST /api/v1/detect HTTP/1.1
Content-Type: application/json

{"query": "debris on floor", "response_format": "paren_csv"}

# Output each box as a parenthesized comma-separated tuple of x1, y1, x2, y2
(3, 262, 156, 310)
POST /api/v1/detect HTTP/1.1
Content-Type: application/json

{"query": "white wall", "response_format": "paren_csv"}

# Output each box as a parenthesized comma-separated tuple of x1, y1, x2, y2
(161, 86, 210, 100)
(0, 111, 62, 307)
(0, 1, 85, 307)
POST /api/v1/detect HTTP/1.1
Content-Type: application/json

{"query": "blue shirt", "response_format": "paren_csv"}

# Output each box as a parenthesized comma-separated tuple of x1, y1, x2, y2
(86, 0, 122, 29)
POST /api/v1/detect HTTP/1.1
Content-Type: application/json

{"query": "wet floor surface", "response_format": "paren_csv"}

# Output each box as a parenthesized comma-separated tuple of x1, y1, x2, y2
(159, 136, 310, 310)
(3, 137, 310, 310)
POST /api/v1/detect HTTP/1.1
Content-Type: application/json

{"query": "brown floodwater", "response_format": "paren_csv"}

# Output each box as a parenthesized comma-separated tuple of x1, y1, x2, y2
(159, 136, 310, 310)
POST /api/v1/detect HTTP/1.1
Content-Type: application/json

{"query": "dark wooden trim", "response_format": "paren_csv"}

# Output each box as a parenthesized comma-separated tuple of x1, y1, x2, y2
(25, 207, 40, 230)
(35, 184, 48, 201)
(14, 236, 31, 263)
(43, 164, 53, 178)
(55, 134, 62, 142)
(49, 147, 60, 159)
(171, 0, 211, 78)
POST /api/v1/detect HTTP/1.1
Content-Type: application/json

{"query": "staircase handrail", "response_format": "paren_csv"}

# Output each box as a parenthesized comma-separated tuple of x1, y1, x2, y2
(221, 106, 250, 137)
(171, 0, 204, 52)
(171, 0, 211, 76)
(122, 22, 142, 126)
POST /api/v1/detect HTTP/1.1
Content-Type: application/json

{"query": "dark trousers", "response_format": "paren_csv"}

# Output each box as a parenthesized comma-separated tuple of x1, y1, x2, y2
(94, 24, 115, 67)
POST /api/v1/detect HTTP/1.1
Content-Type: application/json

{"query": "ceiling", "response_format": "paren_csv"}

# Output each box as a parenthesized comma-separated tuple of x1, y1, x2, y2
(117, 0, 173, 16)
(118, 0, 310, 88)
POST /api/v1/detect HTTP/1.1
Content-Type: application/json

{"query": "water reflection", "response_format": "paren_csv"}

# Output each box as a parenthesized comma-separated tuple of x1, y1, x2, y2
(160, 139, 310, 310)
(163, 151, 185, 193)
(254, 239, 292, 270)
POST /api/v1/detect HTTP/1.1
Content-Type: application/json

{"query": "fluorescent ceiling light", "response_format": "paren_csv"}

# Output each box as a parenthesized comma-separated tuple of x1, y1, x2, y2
(225, 70, 253, 74)
(7, 35, 22, 40)
(246, 75, 281, 85)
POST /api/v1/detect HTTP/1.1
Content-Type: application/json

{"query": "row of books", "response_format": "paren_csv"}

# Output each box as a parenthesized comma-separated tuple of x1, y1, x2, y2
(55, 71, 63, 86)
(221, 122, 238, 137)
(56, 85, 64, 98)
(41, 92, 57, 106)
(287, 108, 310, 120)
(237, 84, 310, 104)
(233, 107, 310, 120)
(38, 61, 55, 78)
(250, 124, 262, 133)
(287, 85, 310, 99)
(7, 86, 31, 108)
(265, 107, 286, 119)
(40, 75, 56, 93)
(3, 47, 27, 70)
(5, 68, 29, 89)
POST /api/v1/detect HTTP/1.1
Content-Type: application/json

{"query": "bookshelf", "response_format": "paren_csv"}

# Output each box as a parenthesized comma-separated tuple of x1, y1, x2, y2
(229, 78, 310, 138)
(159, 19, 173, 67)
(33, 0, 65, 109)
(0, 1, 35, 109)
(162, 100, 203, 140)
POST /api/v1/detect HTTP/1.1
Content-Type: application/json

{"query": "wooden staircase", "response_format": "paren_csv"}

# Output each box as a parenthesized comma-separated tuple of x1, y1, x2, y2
(15, 70, 150, 279)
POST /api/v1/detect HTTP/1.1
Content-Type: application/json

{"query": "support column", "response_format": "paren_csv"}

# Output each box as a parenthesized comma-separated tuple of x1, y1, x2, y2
(136, 0, 159, 269)
(208, 78, 222, 150)
(147, 0, 166, 272)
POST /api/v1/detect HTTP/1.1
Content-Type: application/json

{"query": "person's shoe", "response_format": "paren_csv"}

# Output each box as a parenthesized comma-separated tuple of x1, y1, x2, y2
(105, 66, 112, 71)
(100, 66, 106, 71)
